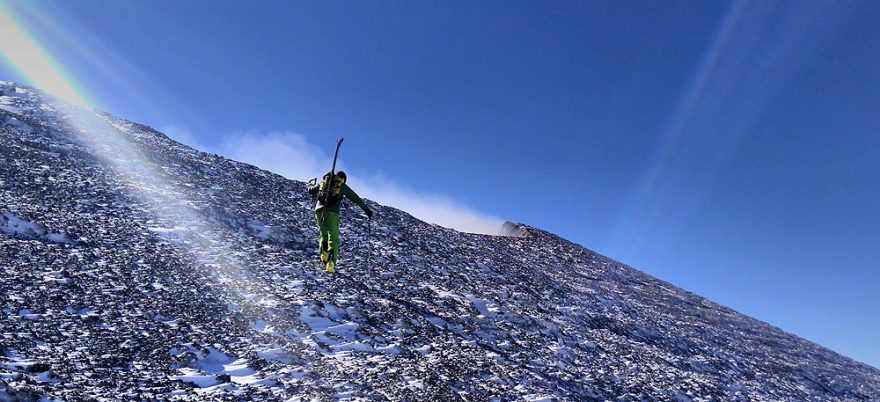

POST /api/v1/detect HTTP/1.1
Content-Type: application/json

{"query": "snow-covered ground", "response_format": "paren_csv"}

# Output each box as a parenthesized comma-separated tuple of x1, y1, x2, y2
(2, 81, 879, 401)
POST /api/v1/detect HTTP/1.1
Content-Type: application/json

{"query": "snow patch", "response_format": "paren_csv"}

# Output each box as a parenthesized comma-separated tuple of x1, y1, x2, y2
(0, 211, 74, 244)
(45, 233, 74, 244)
(19, 309, 43, 320)
(147, 226, 190, 243)
(248, 219, 274, 240)
(256, 348, 297, 364)
(1, 359, 39, 372)
(0, 103, 23, 115)
(172, 367, 220, 388)
(296, 303, 399, 357)
(1, 211, 46, 238)
(465, 295, 500, 318)
(171, 345, 268, 390)
(42, 270, 69, 285)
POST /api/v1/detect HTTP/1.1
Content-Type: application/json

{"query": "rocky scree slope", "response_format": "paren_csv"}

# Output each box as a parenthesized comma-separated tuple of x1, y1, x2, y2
(1, 82, 879, 401)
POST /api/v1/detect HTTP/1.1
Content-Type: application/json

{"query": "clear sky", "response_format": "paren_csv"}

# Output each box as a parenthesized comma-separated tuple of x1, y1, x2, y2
(1, 0, 878, 368)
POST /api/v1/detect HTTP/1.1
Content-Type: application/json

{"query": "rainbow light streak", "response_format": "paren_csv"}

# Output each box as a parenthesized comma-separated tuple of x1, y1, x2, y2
(0, 2, 275, 308)
(0, 4, 90, 107)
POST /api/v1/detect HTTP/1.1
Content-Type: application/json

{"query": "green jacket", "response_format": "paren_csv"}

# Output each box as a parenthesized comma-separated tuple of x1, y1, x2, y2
(308, 179, 370, 214)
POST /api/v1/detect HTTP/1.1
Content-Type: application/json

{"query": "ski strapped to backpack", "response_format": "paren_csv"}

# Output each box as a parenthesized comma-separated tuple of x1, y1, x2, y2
(317, 137, 344, 223)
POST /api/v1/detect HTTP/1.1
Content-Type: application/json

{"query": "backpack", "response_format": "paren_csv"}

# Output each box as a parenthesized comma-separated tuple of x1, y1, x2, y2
(317, 173, 344, 205)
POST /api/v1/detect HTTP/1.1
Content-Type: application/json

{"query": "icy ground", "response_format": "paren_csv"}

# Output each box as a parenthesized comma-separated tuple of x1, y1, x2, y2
(1, 82, 879, 401)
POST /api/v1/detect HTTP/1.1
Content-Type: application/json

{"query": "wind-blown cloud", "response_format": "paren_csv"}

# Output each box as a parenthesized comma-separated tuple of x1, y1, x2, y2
(347, 173, 506, 236)
(218, 130, 332, 182)
(161, 128, 507, 235)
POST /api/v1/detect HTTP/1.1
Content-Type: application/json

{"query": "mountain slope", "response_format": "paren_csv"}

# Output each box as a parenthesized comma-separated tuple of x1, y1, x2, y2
(1, 82, 878, 401)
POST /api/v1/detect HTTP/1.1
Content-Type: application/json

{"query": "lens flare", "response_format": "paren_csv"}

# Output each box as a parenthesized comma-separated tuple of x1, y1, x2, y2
(0, 1, 276, 310)
(0, 4, 89, 107)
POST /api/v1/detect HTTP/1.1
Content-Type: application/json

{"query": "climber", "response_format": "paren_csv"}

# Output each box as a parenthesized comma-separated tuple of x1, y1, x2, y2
(307, 171, 373, 273)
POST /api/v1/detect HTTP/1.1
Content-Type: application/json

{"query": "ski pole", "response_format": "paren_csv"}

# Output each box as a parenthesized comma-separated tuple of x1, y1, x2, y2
(307, 178, 317, 203)
(366, 216, 373, 269)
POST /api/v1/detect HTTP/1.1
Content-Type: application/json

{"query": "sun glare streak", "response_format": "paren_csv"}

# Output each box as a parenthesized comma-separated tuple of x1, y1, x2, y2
(606, 0, 747, 252)
(57, 102, 277, 310)
(607, 0, 858, 258)
(3, 0, 197, 124)
(0, 1, 276, 311)
(0, 5, 89, 107)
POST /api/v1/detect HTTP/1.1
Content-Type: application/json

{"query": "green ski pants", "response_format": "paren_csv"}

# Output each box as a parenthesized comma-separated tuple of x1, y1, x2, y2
(315, 211, 340, 262)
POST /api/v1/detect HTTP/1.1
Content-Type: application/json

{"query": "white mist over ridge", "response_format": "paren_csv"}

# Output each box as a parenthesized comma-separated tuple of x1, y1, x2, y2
(162, 127, 509, 235)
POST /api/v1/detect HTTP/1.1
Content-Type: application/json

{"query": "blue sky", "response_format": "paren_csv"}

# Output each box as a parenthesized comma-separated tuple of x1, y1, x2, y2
(1, 0, 878, 368)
